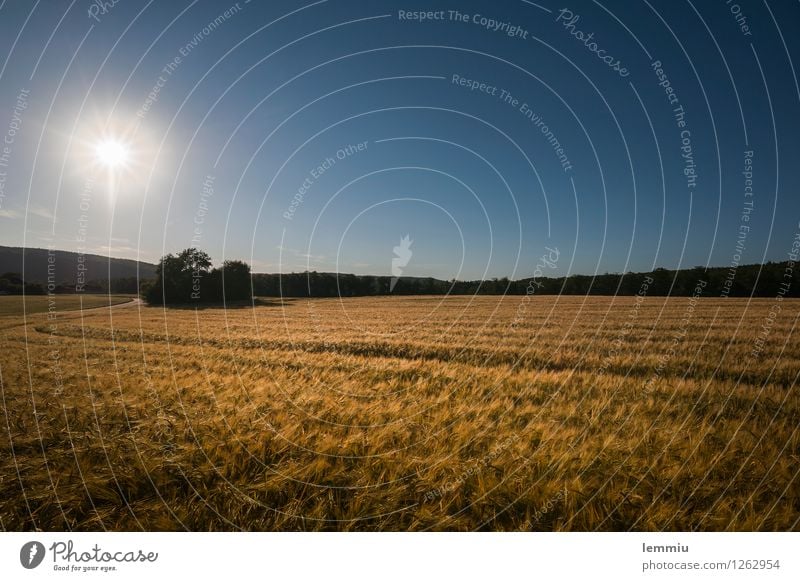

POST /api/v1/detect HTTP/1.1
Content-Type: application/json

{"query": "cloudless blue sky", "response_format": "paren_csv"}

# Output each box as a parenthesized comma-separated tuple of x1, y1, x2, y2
(0, 0, 798, 279)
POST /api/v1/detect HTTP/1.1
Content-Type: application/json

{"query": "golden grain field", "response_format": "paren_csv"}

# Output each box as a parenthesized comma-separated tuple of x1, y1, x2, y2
(1, 294, 798, 531)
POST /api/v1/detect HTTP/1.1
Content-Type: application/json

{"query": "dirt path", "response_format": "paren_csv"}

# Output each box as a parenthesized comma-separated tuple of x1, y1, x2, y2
(0, 296, 141, 332)
(100, 297, 142, 310)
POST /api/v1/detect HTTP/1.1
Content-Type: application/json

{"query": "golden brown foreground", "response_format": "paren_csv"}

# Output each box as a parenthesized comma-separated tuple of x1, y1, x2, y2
(1, 295, 798, 531)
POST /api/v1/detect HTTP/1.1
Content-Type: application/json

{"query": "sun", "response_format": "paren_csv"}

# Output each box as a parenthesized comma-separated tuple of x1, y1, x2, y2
(94, 139, 129, 168)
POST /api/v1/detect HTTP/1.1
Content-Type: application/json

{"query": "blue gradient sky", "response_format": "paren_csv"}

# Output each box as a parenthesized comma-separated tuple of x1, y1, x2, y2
(0, 0, 798, 279)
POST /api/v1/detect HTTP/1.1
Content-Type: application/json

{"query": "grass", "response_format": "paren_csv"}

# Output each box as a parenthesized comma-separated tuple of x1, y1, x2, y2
(0, 295, 798, 531)
(0, 294, 134, 317)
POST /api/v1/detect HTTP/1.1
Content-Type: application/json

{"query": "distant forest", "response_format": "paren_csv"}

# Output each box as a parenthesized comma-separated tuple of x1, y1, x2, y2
(1, 245, 797, 301)
(251, 261, 798, 298)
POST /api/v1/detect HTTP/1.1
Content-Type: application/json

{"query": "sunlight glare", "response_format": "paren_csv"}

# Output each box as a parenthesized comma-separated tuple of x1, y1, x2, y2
(94, 139, 129, 168)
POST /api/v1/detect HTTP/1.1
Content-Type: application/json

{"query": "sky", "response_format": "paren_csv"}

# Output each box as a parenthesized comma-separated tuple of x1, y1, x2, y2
(0, 0, 798, 280)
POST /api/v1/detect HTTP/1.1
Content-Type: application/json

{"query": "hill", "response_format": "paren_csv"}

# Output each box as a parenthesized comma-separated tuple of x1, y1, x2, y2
(0, 246, 156, 292)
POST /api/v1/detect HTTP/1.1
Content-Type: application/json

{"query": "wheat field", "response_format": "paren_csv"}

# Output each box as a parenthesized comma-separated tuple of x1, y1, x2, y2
(1, 294, 798, 531)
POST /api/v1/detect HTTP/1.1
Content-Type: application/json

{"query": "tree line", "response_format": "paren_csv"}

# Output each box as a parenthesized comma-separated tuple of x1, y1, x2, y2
(246, 262, 798, 298)
(1, 272, 144, 295)
(4, 249, 798, 301)
(0, 272, 46, 295)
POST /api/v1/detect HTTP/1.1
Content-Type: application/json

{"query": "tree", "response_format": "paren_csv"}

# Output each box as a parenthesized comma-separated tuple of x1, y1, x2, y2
(217, 259, 252, 302)
(178, 248, 212, 276)
(145, 248, 212, 304)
